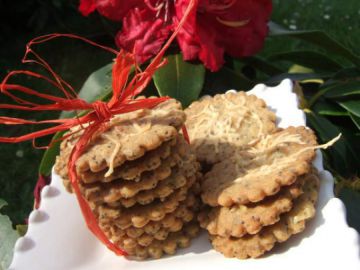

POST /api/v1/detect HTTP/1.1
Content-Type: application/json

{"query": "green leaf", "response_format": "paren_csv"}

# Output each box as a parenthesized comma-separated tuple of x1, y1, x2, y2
(338, 100, 360, 117)
(306, 111, 360, 177)
(0, 200, 19, 270)
(332, 67, 360, 81)
(234, 57, 283, 76)
(15, 224, 28, 237)
(202, 66, 254, 96)
(313, 100, 348, 116)
(38, 131, 65, 176)
(153, 54, 205, 107)
(269, 22, 360, 66)
(268, 51, 342, 72)
(337, 187, 360, 233)
(266, 72, 332, 85)
(60, 63, 113, 119)
(323, 81, 360, 99)
(350, 113, 360, 130)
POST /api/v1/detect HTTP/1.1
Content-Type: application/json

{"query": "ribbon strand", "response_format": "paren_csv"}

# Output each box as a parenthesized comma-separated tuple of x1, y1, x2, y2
(0, 0, 197, 256)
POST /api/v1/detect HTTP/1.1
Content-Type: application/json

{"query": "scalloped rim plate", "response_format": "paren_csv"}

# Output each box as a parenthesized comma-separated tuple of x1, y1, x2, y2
(9, 79, 360, 270)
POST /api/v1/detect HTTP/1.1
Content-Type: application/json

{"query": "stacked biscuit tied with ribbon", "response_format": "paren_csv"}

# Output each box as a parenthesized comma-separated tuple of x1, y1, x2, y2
(55, 98, 201, 260)
(185, 92, 321, 259)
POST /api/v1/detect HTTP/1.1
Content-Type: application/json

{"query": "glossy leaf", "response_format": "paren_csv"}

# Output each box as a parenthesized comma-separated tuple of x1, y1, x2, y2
(202, 66, 254, 96)
(153, 54, 205, 107)
(323, 81, 360, 98)
(0, 200, 19, 270)
(338, 187, 360, 233)
(234, 57, 283, 76)
(332, 67, 360, 81)
(266, 72, 332, 85)
(306, 111, 359, 177)
(269, 22, 360, 66)
(268, 51, 342, 72)
(60, 63, 113, 119)
(338, 100, 360, 117)
(38, 131, 65, 176)
(350, 113, 360, 130)
(313, 100, 348, 116)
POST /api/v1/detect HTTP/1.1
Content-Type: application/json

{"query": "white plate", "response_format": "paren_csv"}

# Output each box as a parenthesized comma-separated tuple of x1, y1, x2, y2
(9, 79, 360, 270)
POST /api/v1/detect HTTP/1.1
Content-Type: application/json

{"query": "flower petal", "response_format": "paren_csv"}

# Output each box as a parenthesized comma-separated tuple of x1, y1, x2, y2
(197, 19, 225, 72)
(116, 8, 172, 63)
(95, 0, 144, 21)
(79, 0, 96, 16)
(174, 0, 200, 60)
(214, 0, 272, 57)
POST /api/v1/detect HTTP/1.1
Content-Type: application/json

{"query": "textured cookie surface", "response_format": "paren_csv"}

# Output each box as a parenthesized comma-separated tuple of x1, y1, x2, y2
(185, 92, 276, 164)
(201, 126, 318, 207)
(54, 98, 185, 182)
(70, 136, 195, 205)
(78, 138, 176, 183)
(96, 184, 197, 230)
(103, 195, 200, 248)
(117, 169, 200, 208)
(199, 173, 311, 237)
(117, 222, 200, 260)
(209, 173, 320, 259)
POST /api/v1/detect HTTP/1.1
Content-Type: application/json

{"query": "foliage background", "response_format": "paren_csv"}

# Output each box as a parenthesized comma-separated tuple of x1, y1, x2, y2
(0, 0, 359, 230)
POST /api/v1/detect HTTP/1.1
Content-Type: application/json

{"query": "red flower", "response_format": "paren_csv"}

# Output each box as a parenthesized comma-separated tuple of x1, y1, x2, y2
(180, 0, 273, 71)
(79, 0, 96, 16)
(115, 7, 173, 63)
(79, 0, 272, 71)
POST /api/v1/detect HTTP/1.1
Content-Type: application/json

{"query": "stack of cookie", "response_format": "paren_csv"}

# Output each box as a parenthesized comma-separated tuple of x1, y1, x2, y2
(55, 98, 201, 259)
(185, 92, 320, 259)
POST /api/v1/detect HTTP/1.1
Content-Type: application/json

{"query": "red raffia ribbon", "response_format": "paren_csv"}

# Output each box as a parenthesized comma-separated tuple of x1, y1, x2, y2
(0, 0, 197, 256)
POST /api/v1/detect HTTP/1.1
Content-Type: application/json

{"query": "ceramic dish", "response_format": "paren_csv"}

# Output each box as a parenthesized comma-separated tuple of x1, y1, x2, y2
(9, 79, 360, 270)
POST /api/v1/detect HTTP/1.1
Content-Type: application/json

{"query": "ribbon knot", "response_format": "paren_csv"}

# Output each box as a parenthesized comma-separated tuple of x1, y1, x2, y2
(92, 100, 112, 121)
(0, 0, 196, 257)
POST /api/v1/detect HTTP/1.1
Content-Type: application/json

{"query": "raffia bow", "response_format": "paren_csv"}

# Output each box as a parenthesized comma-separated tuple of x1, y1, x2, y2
(0, 0, 197, 256)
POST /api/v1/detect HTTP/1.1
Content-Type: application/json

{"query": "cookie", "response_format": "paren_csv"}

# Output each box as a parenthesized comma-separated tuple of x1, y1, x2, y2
(66, 150, 182, 203)
(78, 138, 176, 183)
(58, 135, 192, 195)
(209, 174, 320, 259)
(97, 184, 197, 229)
(201, 126, 318, 207)
(115, 222, 200, 260)
(116, 169, 200, 208)
(82, 135, 195, 204)
(55, 98, 185, 180)
(199, 172, 314, 237)
(185, 92, 276, 164)
(104, 196, 200, 247)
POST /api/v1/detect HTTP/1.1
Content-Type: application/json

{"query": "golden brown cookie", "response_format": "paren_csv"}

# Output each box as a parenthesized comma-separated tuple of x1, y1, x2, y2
(103, 196, 200, 247)
(201, 126, 318, 207)
(209, 174, 320, 259)
(185, 92, 276, 164)
(78, 138, 176, 183)
(60, 134, 193, 199)
(96, 184, 197, 229)
(199, 172, 316, 237)
(65, 150, 183, 203)
(55, 98, 185, 181)
(116, 222, 200, 260)
(116, 169, 200, 208)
